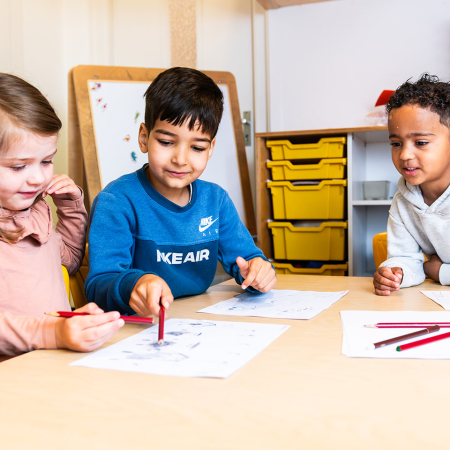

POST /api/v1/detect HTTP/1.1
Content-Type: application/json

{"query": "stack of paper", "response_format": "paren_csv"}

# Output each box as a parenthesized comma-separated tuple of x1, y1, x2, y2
(341, 310, 450, 359)
(198, 289, 348, 320)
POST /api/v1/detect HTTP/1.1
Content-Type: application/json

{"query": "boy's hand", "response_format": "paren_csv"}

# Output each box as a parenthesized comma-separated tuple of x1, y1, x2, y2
(373, 267, 403, 296)
(44, 174, 81, 200)
(129, 274, 174, 317)
(55, 303, 124, 352)
(236, 256, 277, 293)
(424, 255, 442, 282)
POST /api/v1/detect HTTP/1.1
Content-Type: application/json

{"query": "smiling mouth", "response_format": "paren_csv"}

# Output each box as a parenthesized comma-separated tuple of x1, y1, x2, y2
(404, 167, 419, 174)
(19, 190, 40, 198)
(167, 170, 189, 177)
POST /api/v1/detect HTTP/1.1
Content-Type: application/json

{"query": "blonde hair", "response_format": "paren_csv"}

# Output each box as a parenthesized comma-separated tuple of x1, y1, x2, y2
(0, 73, 62, 243)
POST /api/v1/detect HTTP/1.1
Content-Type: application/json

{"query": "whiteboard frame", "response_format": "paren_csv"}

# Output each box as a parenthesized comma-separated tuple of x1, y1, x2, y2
(68, 65, 256, 236)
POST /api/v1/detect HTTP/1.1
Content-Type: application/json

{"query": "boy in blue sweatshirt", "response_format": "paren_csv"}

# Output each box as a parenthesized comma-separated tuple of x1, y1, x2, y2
(85, 67, 277, 316)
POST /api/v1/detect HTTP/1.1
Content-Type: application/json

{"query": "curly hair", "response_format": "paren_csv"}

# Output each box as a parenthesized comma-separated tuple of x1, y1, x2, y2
(386, 73, 450, 127)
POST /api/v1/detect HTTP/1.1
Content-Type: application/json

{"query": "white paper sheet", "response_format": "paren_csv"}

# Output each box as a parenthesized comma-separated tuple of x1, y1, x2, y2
(420, 291, 450, 310)
(70, 319, 290, 378)
(198, 290, 348, 320)
(341, 311, 450, 359)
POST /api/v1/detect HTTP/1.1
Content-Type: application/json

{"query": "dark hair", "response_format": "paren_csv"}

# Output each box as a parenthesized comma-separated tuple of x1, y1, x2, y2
(0, 73, 62, 243)
(144, 67, 224, 139)
(386, 73, 450, 128)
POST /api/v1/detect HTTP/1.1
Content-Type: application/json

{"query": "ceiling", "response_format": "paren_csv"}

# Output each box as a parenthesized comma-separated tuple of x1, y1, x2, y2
(256, 0, 334, 9)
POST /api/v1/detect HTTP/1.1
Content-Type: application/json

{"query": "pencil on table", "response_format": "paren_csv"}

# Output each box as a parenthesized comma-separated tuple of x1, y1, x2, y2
(396, 330, 450, 351)
(367, 325, 440, 350)
(158, 305, 165, 345)
(365, 322, 450, 328)
(46, 311, 153, 324)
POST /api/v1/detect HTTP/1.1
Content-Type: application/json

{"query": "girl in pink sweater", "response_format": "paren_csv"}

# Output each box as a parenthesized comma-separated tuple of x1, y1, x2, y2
(0, 74, 124, 360)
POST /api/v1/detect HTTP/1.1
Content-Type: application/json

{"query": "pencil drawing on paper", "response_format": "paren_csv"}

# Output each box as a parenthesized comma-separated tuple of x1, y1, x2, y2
(198, 289, 349, 320)
(70, 319, 290, 378)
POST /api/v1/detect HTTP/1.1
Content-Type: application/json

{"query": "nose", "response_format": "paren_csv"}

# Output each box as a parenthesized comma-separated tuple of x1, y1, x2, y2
(27, 166, 46, 187)
(172, 145, 188, 166)
(399, 143, 415, 161)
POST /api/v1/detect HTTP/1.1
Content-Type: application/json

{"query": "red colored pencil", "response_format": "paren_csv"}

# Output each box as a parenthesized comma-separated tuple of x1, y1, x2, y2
(46, 311, 153, 324)
(397, 330, 450, 351)
(365, 322, 450, 328)
(158, 305, 165, 345)
(368, 325, 440, 350)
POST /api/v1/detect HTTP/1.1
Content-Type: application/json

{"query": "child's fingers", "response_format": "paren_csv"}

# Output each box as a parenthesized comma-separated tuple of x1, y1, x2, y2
(80, 318, 125, 343)
(374, 271, 400, 289)
(253, 266, 275, 291)
(144, 283, 164, 316)
(46, 180, 74, 194)
(242, 260, 264, 290)
(258, 275, 277, 293)
(378, 267, 401, 282)
(71, 311, 121, 330)
(236, 256, 250, 278)
(160, 284, 173, 309)
(75, 303, 104, 315)
(375, 288, 391, 296)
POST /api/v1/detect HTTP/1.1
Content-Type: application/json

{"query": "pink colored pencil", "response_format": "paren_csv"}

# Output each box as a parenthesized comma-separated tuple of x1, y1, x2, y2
(365, 322, 450, 328)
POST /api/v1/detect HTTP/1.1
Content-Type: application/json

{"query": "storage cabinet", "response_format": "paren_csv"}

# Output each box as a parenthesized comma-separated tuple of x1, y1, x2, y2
(256, 126, 394, 277)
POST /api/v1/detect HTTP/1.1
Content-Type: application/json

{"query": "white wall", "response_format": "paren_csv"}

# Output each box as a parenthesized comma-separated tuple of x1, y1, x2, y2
(0, 0, 258, 211)
(267, 0, 450, 131)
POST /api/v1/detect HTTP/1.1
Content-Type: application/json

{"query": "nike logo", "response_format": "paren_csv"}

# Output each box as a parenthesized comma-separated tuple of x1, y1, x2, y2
(199, 217, 218, 232)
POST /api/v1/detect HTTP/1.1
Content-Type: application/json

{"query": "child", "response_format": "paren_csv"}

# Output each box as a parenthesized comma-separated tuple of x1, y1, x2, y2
(373, 74, 450, 295)
(86, 67, 277, 316)
(0, 73, 124, 360)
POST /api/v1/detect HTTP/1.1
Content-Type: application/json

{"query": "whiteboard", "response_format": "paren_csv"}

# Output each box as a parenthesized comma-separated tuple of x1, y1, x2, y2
(88, 80, 245, 225)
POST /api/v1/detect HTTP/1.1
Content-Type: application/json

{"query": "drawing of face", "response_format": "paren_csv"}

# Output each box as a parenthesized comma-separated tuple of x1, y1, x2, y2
(0, 131, 57, 211)
(138, 119, 216, 204)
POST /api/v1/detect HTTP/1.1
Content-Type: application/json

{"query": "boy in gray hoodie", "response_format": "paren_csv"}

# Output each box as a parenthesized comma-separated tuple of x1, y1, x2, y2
(373, 74, 450, 295)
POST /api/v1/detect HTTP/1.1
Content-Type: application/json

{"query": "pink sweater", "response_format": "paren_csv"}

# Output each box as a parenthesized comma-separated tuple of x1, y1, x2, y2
(0, 193, 87, 359)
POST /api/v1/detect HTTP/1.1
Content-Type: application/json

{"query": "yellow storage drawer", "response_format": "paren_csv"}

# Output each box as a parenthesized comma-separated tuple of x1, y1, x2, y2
(268, 222, 347, 261)
(267, 158, 346, 181)
(267, 180, 347, 220)
(273, 262, 348, 276)
(267, 137, 346, 161)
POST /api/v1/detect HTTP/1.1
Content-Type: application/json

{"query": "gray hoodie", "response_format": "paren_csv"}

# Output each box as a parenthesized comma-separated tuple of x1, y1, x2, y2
(380, 177, 450, 287)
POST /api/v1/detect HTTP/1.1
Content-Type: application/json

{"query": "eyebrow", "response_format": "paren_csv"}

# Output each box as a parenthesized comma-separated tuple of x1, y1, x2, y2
(3, 149, 57, 163)
(154, 129, 211, 144)
(389, 132, 436, 138)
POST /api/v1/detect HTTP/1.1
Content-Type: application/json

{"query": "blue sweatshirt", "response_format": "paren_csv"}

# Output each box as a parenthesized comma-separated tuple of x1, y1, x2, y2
(85, 165, 267, 314)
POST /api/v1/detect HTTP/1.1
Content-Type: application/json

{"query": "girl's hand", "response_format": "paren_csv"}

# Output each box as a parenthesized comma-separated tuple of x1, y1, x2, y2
(44, 174, 81, 200)
(236, 256, 277, 293)
(55, 303, 124, 352)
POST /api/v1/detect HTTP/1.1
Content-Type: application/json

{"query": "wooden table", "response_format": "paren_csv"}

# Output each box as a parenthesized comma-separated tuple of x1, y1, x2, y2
(2, 275, 450, 449)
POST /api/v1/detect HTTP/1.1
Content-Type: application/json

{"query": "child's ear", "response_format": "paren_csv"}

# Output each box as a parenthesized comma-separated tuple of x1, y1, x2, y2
(207, 137, 216, 161)
(138, 123, 149, 154)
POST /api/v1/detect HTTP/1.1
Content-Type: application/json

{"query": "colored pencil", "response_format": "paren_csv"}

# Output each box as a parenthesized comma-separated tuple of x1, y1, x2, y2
(46, 311, 153, 324)
(365, 322, 450, 328)
(397, 330, 450, 352)
(158, 305, 165, 345)
(367, 325, 440, 350)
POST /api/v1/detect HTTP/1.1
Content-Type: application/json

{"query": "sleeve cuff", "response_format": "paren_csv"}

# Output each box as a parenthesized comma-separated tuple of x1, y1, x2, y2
(439, 263, 450, 285)
(42, 315, 59, 350)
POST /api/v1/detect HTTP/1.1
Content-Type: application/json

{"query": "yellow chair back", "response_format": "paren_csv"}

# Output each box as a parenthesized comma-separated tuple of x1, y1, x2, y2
(373, 231, 427, 269)
(69, 244, 89, 309)
(62, 265, 70, 299)
(373, 232, 388, 268)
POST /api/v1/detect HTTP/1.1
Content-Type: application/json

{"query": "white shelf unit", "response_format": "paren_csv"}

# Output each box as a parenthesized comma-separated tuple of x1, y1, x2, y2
(348, 129, 399, 277)
(256, 126, 398, 277)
